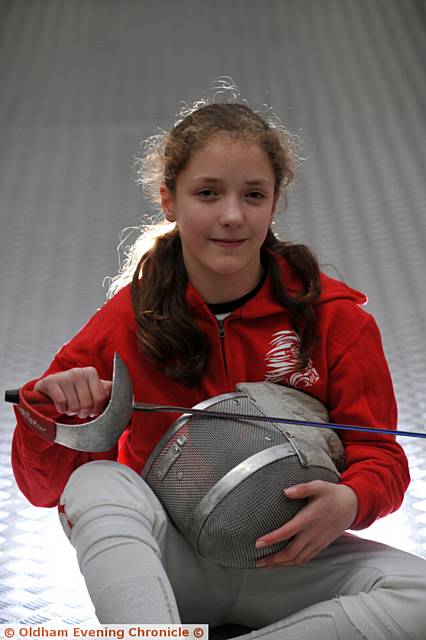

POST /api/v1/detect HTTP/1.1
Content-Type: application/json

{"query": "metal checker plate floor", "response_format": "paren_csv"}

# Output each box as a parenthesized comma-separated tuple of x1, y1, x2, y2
(0, 0, 425, 627)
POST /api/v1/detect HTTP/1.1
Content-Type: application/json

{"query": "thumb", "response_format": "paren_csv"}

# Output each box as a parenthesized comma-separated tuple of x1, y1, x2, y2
(284, 483, 315, 499)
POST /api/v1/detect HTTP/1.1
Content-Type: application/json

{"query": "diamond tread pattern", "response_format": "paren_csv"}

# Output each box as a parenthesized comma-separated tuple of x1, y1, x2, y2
(0, 0, 425, 628)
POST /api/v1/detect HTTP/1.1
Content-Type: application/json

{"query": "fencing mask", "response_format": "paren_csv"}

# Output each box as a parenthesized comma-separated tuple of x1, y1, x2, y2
(143, 382, 345, 568)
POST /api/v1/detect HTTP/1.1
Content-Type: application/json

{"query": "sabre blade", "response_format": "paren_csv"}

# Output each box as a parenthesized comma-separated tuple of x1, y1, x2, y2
(132, 401, 426, 440)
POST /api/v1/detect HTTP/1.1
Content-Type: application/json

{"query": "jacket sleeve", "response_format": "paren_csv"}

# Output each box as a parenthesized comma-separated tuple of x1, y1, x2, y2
(328, 316, 410, 529)
(11, 315, 119, 508)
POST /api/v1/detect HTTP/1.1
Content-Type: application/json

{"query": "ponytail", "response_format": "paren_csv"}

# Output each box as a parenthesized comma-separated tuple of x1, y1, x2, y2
(132, 229, 210, 386)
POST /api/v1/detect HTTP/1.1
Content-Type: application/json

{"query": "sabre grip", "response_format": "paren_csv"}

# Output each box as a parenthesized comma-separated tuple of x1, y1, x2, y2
(4, 388, 55, 406)
(5, 389, 19, 403)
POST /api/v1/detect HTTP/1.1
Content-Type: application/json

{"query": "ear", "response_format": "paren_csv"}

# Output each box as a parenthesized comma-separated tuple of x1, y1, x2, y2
(160, 184, 176, 222)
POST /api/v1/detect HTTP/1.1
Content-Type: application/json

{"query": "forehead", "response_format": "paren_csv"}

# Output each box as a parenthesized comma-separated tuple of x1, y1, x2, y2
(180, 137, 275, 184)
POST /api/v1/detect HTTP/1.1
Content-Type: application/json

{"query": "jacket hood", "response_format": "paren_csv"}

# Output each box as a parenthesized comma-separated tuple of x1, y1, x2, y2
(318, 271, 367, 306)
(272, 251, 367, 307)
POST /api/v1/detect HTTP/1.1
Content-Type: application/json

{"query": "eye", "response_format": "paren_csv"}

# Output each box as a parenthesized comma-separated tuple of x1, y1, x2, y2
(247, 191, 265, 200)
(197, 189, 217, 198)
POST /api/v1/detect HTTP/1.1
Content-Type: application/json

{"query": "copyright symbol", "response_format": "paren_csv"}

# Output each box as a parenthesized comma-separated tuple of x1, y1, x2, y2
(193, 629, 203, 638)
(4, 628, 15, 638)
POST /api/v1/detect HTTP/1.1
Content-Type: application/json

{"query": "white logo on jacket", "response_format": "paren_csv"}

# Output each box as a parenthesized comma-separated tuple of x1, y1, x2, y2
(265, 330, 319, 388)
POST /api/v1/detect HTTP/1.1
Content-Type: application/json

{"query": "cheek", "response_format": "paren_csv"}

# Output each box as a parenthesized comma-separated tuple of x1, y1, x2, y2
(252, 210, 274, 236)
(180, 205, 212, 232)
(178, 214, 210, 246)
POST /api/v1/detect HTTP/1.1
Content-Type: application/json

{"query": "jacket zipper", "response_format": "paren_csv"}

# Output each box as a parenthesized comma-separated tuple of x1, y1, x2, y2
(217, 318, 227, 373)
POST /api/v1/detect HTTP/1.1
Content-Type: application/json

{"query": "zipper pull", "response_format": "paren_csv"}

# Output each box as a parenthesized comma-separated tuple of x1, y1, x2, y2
(218, 318, 226, 339)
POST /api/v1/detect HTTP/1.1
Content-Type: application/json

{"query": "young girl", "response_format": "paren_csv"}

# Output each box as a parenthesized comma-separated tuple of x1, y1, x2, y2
(11, 96, 426, 639)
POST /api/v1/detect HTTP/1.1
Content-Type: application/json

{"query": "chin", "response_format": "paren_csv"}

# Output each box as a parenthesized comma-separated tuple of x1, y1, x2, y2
(209, 260, 248, 275)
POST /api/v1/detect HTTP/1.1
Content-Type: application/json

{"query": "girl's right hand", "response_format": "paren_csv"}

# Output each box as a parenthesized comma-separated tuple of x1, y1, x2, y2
(34, 367, 112, 419)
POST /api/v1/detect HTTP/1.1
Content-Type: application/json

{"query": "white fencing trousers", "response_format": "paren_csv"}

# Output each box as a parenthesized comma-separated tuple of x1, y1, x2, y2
(59, 460, 426, 639)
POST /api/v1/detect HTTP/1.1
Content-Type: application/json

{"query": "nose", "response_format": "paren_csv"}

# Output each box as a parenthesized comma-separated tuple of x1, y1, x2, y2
(219, 196, 244, 227)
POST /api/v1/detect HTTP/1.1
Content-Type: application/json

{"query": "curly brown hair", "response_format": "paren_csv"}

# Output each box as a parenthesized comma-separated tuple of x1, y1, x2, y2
(109, 96, 321, 387)
(135, 99, 298, 212)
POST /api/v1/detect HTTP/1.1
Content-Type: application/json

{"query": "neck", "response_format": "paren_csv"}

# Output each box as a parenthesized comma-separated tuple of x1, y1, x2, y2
(190, 264, 265, 304)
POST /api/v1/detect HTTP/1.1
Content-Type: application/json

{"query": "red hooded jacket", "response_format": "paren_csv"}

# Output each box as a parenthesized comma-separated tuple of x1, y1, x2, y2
(11, 254, 409, 529)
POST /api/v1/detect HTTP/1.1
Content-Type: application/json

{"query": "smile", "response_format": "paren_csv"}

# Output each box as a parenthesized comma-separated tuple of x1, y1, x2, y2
(211, 239, 246, 247)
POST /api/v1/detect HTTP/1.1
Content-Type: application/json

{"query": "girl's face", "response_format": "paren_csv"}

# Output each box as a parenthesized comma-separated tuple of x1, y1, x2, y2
(160, 137, 278, 303)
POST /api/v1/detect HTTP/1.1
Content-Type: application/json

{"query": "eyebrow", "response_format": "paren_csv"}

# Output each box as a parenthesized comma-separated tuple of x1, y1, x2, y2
(189, 176, 273, 186)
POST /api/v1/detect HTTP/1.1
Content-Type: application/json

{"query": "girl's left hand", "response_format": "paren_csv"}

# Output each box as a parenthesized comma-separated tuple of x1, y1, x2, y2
(255, 481, 358, 568)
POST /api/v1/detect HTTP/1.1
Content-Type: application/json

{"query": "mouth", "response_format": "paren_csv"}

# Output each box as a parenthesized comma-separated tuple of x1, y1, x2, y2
(211, 238, 246, 247)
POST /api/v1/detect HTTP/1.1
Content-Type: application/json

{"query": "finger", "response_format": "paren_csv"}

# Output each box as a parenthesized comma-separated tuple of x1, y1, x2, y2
(34, 377, 68, 414)
(284, 480, 326, 500)
(86, 372, 111, 417)
(58, 382, 80, 416)
(296, 548, 318, 565)
(53, 369, 91, 418)
(102, 380, 113, 396)
(255, 483, 322, 547)
(57, 369, 87, 418)
(296, 539, 327, 565)
(37, 372, 82, 416)
(286, 541, 317, 566)
(256, 536, 308, 568)
(256, 507, 311, 548)
(71, 369, 99, 418)
(276, 542, 321, 567)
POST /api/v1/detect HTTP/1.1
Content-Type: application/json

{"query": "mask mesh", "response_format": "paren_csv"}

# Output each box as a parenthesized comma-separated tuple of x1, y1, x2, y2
(144, 392, 339, 568)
